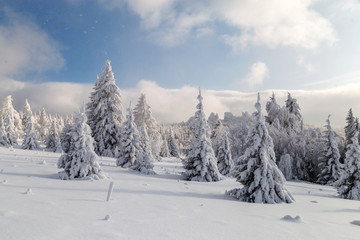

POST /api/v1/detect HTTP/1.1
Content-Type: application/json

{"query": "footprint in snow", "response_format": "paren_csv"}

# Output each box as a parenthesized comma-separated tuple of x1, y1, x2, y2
(281, 215, 303, 223)
(23, 188, 33, 195)
(310, 200, 318, 203)
(2, 179, 7, 184)
(350, 220, 360, 226)
(0, 169, 4, 173)
(104, 215, 111, 221)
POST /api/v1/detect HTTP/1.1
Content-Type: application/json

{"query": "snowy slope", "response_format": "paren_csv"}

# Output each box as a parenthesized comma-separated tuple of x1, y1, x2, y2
(0, 146, 359, 240)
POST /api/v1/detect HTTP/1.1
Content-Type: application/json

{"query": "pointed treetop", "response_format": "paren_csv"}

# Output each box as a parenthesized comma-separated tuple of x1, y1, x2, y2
(327, 114, 331, 125)
(105, 59, 112, 71)
(197, 87, 203, 102)
(255, 92, 261, 113)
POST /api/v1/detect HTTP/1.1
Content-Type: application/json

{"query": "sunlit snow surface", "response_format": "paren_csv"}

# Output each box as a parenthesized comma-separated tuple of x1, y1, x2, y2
(0, 146, 359, 240)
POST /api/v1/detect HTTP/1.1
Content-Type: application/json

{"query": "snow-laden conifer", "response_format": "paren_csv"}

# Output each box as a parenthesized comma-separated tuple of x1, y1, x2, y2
(265, 92, 281, 125)
(22, 99, 32, 130)
(344, 108, 357, 147)
(133, 93, 162, 158)
(35, 108, 50, 143)
(60, 115, 73, 154)
(131, 124, 156, 174)
(336, 132, 360, 200)
(57, 108, 104, 180)
(217, 130, 233, 176)
(317, 115, 342, 185)
(167, 129, 179, 158)
(86, 60, 124, 157)
(0, 119, 9, 147)
(116, 106, 141, 168)
(278, 153, 293, 181)
(46, 119, 62, 152)
(1, 95, 18, 145)
(210, 119, 225, 158)
(22, 115, 39, 150)
(226, 93, 294, 204)
(207, 112, 219, 130)
(182, 89, 221, 182)
(160, 135, 170, 157)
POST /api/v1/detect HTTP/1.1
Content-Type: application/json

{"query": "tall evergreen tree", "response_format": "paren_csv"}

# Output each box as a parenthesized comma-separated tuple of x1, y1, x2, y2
(133, 93, 161, 158)
(131, 124, 156, 174)
(116, 106, 141, 168)
(226, 93, 294, 204)
(317, 115, 342, 185)
(57, 108, 104, 180)
(182, 89, 221, 182)
(22, 99, 32, 131)
(22, 115, 39, 150)
(35, 108, 50, 143)
(46, 119, 62, 152)
(86, 60, 124, 157)
(207, 112, 219, 130)
(60, 115, 73, 153)
(0, 119, 9, 147)
(210, 119, 225, 158)
(344, 108, 357, 147)
(217, 130, 233, 176)
(336, 132, 360, 200)
(160, 134, 170, 158)
(167, 129, 179, 158)
(1, 95, 18, 145)
(265, 92, 281, 125)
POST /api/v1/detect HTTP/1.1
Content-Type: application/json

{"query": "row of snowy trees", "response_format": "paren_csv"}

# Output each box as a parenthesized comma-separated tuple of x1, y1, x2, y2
(1, 59, 358, 201)
(0, 95, 68, 151)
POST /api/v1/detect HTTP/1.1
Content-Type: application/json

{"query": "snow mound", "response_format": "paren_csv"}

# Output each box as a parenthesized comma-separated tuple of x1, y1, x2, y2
(350, 220, 360, 226)
(281, 215, 303, 223)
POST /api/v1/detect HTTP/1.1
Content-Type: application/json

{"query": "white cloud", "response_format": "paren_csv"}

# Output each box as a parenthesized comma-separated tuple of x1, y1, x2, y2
(1, 78, 359, 129)
(0, 8, 64, 79)
(99, 0, 336, 49)
(243, 62, 269, 88)
(297, 56, 314, 73)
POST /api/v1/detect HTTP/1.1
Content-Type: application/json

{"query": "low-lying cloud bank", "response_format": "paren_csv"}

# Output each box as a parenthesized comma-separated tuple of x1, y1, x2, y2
(1, 79, 359, 129)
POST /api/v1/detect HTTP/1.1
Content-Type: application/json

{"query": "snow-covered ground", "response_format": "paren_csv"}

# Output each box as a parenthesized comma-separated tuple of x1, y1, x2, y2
(0, 146, 359, 240)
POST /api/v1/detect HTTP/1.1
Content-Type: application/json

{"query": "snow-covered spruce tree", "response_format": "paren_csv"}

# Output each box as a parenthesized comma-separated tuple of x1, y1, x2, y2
(22, 116, 39, 150)
(210, 119, 225, 158)
(278, 153, 293, 181)
(131, 124, 156, 174)
(35, 108, 50, 143)
(1, 95, 18, 145)
(336, 132, 360, 200)
(207, 112, 219, 130)
(86, 60, 124, 157)
(46, 119, 62, 152)
(317, 115, 342, 185)
(217, 130, 233, 176)
(0, 118, 9, 146)
(167, 129, 179, 158)
(182, 89, 221, 182)
(133, 93, 161, 158)
(160, 135, 170, 157)
(265, 92, 281, 125)
(116, 106, 141, 168)
(60, 115, 73, 153)
(22, 99, 32, 130)
(57, 108, 104, 180)
(344, 108, 357, 147)
(226, 93, 294, 204)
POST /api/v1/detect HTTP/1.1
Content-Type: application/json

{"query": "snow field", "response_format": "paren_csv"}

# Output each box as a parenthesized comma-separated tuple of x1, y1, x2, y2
(0, 147, 360, 240)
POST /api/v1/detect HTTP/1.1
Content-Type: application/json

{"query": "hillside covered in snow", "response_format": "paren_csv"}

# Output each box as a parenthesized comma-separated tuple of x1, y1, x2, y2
(0, 146, 359, 240)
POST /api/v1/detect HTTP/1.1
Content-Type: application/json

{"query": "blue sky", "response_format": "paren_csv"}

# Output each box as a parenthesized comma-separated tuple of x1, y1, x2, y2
(1, 0, 360, 127)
